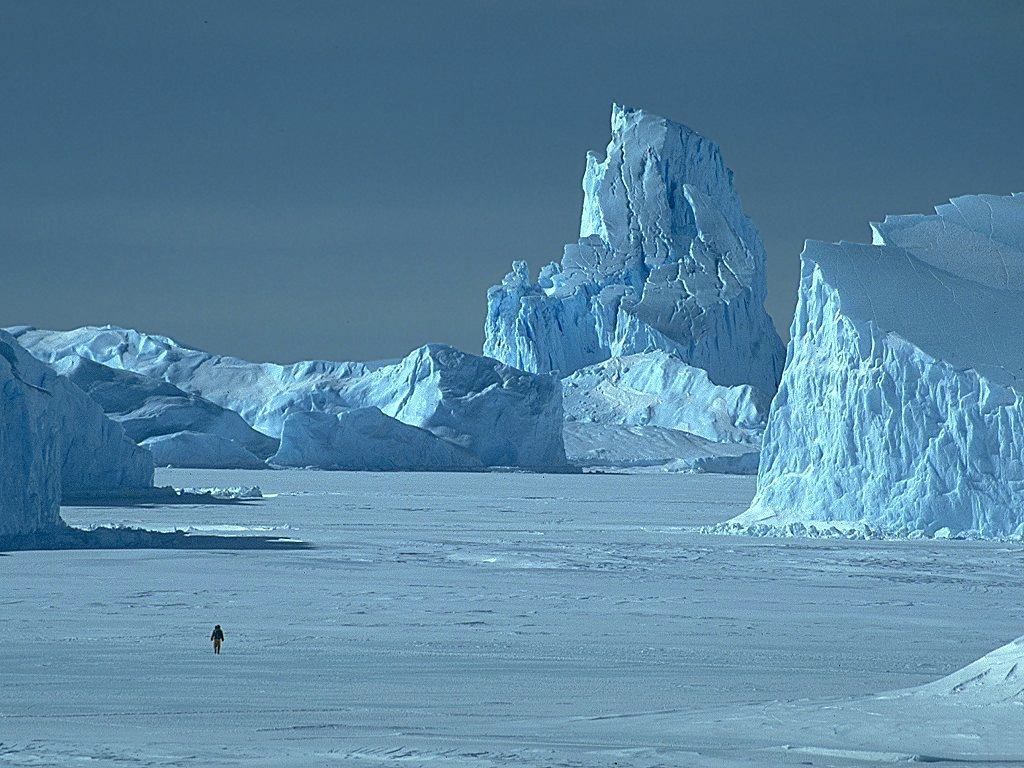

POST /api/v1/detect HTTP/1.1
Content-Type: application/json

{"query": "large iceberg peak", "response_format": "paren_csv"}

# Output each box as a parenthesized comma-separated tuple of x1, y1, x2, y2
(485, 104, 785, 396)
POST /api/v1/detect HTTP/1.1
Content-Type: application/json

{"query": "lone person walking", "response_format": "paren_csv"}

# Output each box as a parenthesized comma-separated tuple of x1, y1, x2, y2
(211, 624, 225, 654)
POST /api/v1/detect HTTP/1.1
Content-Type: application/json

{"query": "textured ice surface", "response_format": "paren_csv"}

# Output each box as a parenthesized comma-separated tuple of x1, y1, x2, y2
(738, 192, 1024, 537)
(0, 330, 152, 534)
(271, 407, 482, 470)
(11, 327, 565, 469)
(562, 351, 768, 445)
(51, 355, 278, 464)
(484, 105, 785, 396)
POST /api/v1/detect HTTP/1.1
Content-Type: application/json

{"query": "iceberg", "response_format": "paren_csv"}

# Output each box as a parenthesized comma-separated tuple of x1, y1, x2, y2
(562, 351, 768, 445)
(0, 330, 153, 535)
(736, 193, 1024, 538)
(10, 327, 566, 470)
(50, 355, 278, 466)
(563, 422, 759, 473)
(271, 408, 483, 471)
(141, 431, 268, 470)
(484, 105, 785, 396)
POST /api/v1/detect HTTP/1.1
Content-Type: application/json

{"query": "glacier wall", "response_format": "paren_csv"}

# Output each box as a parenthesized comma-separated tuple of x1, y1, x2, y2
(0, 330, 153, 535)
(739, 193, 1024, 537)
(10, 327, 565, 470)
(484, 104, 785, 395)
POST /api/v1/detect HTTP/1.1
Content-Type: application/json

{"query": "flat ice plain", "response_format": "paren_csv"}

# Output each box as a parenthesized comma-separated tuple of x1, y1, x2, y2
(3, 470, 1023, 767)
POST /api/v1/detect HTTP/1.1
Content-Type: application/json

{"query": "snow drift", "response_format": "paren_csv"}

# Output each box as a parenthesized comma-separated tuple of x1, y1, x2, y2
(10, 327, 565, 470)
(0, 330, 153, 535)
(484, 104, 785, 396)
(736, 193, 1024, 537)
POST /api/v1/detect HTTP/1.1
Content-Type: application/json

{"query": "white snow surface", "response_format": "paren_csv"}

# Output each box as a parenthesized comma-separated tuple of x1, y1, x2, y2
(484, 105, 785, 396)
(8, 326, 566, 469)
(739, 192, 1024, 537)
(271, 407, 482, 470)
(5, 469, 1024, 766)
(0, 330, 152, 534)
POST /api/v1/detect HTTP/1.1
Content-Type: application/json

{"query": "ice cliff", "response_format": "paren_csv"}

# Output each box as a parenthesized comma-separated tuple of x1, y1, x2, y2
(735, 193, 1024, 537)
(0, 330, 153, 535)
(10, 327, 565, 470)
(484, 104, 785, 395)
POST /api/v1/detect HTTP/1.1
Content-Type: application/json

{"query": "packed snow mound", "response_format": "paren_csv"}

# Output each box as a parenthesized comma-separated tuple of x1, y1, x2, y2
(484, 104, 785, 396)
(910, 634, 1024, 704)
(562, 351, 768, 445)
(142, 431, 267, 470)
(564, 423, 759, 473)
(0, 331, 153, 535)
(9, 327, 566, 469)
(271, 408, 483, 471)
(736, 192, 1024, 538)
(50, 355, 279, 464)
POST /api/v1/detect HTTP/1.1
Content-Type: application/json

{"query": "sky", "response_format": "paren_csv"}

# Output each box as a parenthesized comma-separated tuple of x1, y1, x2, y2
(3, 1, 1023, 365)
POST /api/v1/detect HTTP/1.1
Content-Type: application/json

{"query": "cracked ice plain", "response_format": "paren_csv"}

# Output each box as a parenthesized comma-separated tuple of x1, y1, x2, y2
(737, 193, 1024, 537)
(484, 105, 785, 396)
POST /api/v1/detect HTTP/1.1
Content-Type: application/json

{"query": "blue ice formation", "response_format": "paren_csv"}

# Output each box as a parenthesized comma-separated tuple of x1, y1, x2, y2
(562, 351, 769, 445)
(271, 408, 483, 471)
(50, 355, 277, 468)
(735, 193, 1024, 537)
(10, 327, 565, 470)
(484, 105, 785, 396)
(0, 330, 153, 535)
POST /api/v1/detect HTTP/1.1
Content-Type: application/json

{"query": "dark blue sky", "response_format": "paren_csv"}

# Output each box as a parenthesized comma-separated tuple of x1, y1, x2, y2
(3, 1, 1023, 364)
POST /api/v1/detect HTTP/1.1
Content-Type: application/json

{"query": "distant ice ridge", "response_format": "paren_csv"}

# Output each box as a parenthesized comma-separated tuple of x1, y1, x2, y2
(9, 326, 565, 470)
(485, 104, 785, 396)
(732, 192, 1024, 538)
(0, 330, 153, 535)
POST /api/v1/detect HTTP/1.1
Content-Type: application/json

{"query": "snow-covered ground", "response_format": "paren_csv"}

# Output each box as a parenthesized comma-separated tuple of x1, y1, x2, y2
(2, 470, 1023, 766)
